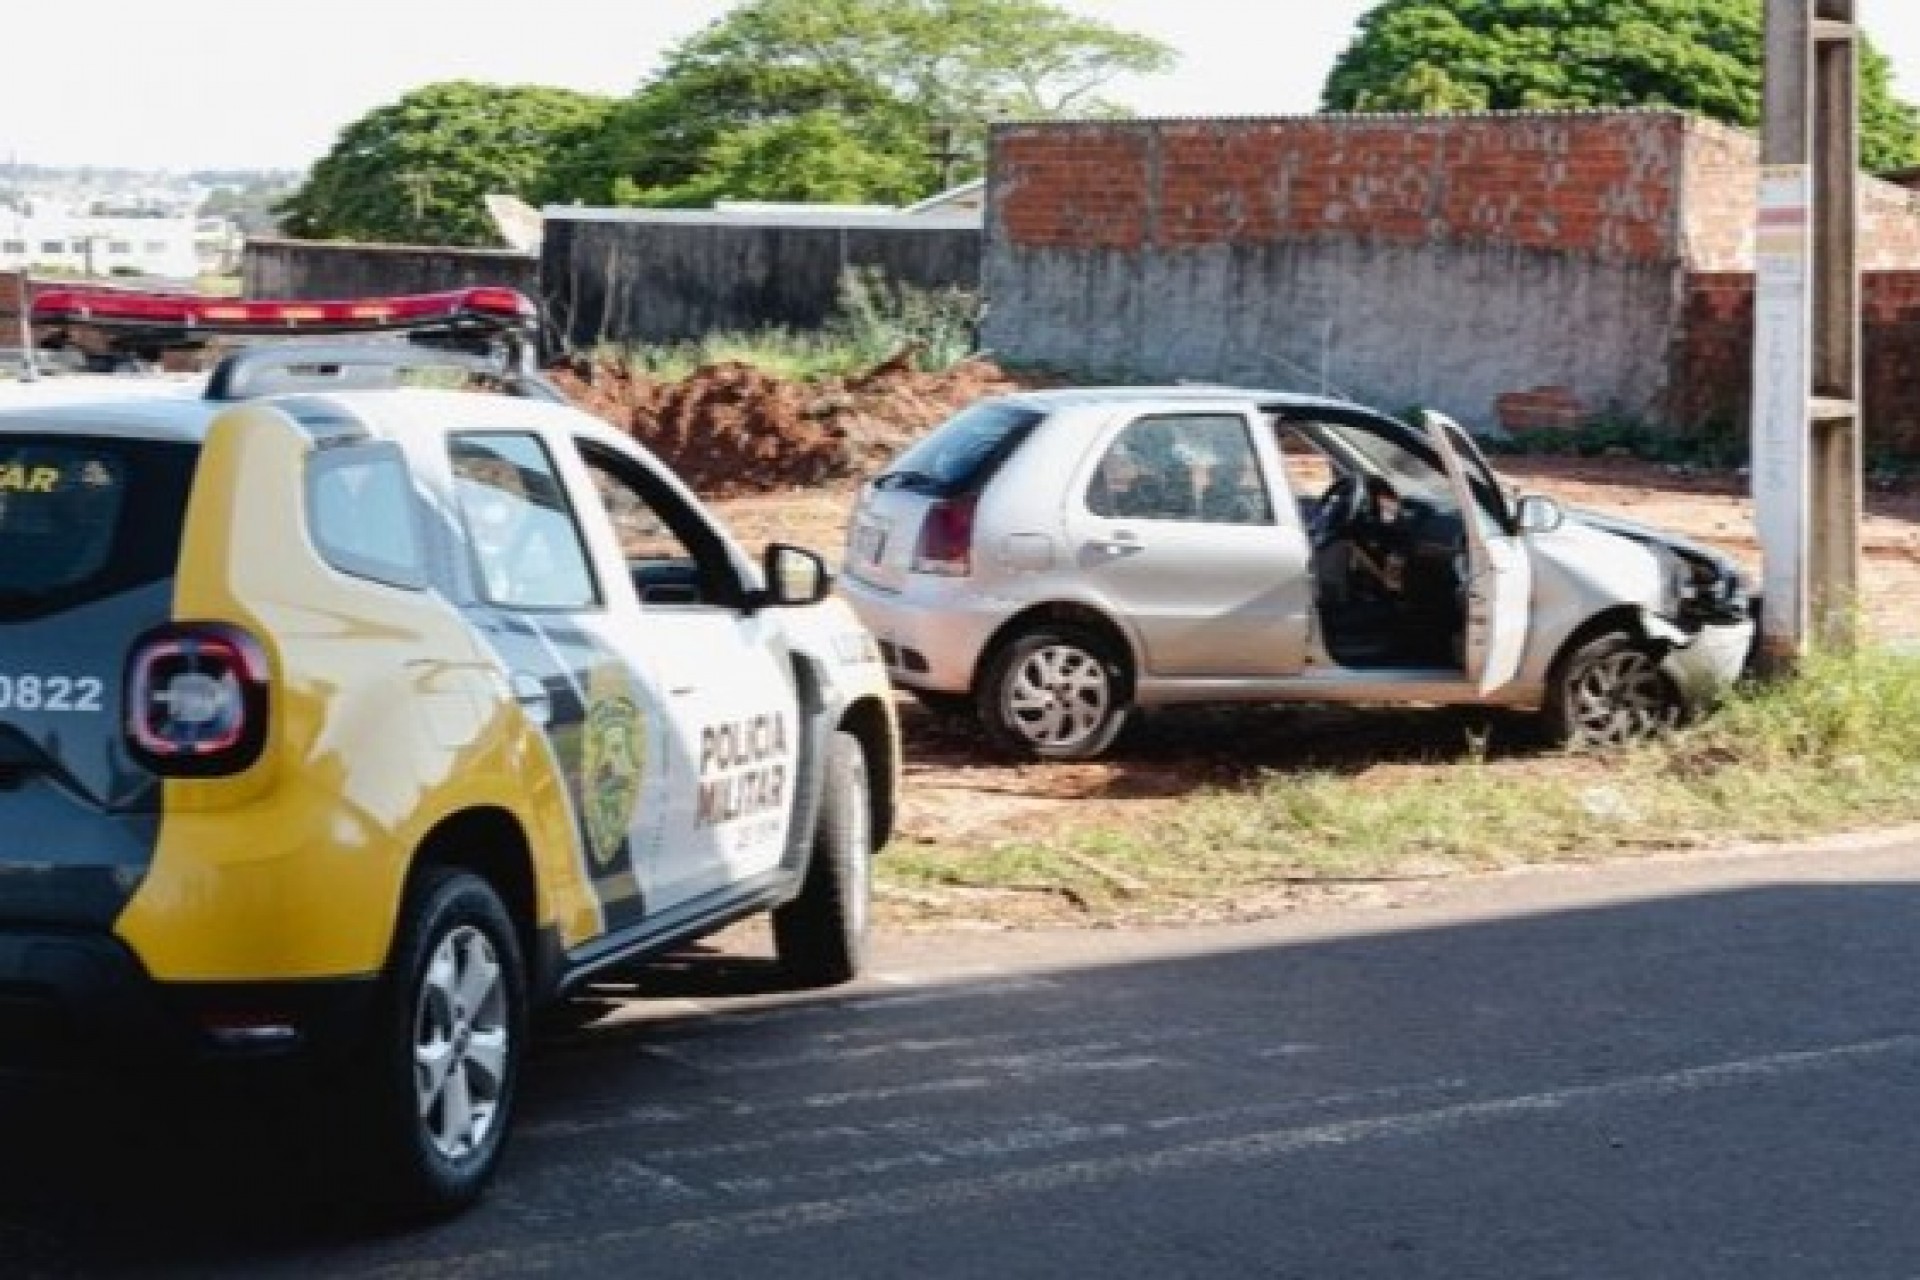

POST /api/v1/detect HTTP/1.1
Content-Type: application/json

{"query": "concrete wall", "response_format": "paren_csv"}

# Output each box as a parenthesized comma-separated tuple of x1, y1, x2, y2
(541, 210, 981, 351)
(982, 112, 1697, 429)
(242, 238, 538, 300)
(989, 236, 1679, 424)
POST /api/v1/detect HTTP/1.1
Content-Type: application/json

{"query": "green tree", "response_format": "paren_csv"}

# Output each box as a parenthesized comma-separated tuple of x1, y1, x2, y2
(590, 0, 1176, 208)
(1324, 0, 1920, 172)
(278, 82, 616, 246)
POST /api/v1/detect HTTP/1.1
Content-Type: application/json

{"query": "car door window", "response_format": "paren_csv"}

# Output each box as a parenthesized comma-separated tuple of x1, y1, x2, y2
(307, 443, 428, 591)
(449, 433, 599, 611)
(1086, 414, 1272, 525)
(575, 440, 746, 610)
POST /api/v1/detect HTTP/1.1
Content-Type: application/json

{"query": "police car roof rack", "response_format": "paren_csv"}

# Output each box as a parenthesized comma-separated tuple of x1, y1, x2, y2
(204, 340, 566, 403)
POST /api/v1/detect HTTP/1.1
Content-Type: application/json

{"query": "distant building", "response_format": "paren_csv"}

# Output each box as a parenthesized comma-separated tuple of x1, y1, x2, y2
(194, 216, 244, 275)
(0, 205, 200, 280)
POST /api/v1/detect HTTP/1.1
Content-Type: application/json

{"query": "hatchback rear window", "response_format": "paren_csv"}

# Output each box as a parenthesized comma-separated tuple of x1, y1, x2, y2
(875, 402, 1043, 498)
(0, 436, 197, 619)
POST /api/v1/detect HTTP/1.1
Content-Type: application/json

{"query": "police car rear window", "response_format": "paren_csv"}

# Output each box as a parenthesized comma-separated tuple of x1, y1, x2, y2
(0, 436, 196, 620)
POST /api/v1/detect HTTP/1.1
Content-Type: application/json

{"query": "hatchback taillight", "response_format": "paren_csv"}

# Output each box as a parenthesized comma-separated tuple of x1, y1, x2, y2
(912, 495, 977, 577)
(126, 625, 270, 775)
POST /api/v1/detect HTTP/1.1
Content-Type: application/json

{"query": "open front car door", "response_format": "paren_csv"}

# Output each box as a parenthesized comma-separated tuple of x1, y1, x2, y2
(1422, 410, 1531, 695)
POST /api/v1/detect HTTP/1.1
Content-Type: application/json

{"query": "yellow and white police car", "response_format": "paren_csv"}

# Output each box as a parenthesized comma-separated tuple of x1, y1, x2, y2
(0, 287, 900, 1214)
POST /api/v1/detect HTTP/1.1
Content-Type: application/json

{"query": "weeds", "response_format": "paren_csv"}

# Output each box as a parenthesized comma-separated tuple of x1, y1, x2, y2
(604, 268, 981, 383)
(1482, 416, 1749, 469)
(882, 651, 1920, 924)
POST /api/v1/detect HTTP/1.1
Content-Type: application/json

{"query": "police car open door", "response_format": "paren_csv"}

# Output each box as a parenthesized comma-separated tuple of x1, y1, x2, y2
(1423, 410, 1530, 695)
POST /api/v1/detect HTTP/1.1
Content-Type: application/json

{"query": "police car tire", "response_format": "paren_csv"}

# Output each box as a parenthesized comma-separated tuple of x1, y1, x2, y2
(353, 867, 527, 1219)
(773, 731, 871, 987)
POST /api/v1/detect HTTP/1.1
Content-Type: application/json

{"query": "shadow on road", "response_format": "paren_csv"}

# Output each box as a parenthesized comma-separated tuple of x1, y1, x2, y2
(5, 876, 1920, 1277)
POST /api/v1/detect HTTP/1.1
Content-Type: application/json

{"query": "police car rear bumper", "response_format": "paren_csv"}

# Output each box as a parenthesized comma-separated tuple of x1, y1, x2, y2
(0, 928, 374, 1071)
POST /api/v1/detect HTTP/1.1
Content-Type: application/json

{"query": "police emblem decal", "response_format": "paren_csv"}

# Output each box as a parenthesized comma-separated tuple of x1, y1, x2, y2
(582, 684, 644, 871)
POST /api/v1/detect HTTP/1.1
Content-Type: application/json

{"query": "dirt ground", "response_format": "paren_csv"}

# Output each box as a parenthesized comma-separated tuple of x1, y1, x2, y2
(558, 355, 1920, 864)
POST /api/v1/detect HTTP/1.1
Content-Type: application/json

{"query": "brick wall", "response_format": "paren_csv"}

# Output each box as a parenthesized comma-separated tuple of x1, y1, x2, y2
(985, 108, 1920, 446)
(985, 111, 1697, 426)
(994, 111, 1690, 264)
(1682, 119, 1920, 271)
(1678, 270, 1920, 453)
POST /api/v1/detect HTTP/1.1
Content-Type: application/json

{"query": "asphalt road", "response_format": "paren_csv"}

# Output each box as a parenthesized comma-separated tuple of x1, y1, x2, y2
(7, 832, 1920, 1278)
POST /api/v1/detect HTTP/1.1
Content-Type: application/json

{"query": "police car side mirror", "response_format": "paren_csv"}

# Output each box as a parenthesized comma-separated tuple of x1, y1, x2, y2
(1515, 494, 1565, 535)
(755, 543, 832, 610)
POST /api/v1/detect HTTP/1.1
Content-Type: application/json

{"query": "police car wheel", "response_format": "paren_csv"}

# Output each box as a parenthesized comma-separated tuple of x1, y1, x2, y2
(355, 867, 527, 1218)
(774, 731, 872, 987)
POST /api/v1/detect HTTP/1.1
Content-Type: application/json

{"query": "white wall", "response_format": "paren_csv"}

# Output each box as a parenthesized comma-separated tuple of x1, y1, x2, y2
(0, 210, 200, 279)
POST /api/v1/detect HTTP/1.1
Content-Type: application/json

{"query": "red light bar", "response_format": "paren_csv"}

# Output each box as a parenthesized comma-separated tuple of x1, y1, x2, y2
(31, 286, 537, 333)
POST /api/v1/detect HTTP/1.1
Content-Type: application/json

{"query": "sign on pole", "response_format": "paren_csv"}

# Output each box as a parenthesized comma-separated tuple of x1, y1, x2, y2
(1752, 163, 1813, 653)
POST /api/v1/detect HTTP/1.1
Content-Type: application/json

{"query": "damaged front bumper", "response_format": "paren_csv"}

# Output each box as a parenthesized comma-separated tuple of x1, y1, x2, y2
(1648, 612, 1756, 714)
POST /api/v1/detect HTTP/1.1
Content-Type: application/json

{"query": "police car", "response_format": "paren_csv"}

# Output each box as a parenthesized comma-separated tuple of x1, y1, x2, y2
(0, 287, 900, 1214)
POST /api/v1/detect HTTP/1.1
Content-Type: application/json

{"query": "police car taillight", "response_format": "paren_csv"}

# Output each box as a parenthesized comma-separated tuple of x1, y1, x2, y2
(126, 626, 270, 775)
(31, 286, 537, 332)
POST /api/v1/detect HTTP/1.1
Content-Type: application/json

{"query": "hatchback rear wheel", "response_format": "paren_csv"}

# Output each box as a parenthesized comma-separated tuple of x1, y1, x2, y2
(978, 625, 1131, 760)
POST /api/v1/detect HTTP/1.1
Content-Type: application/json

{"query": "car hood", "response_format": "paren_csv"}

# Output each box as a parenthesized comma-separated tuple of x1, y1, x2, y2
(1546, 507, 1754, 626)
(1567, 508, 1748, 588)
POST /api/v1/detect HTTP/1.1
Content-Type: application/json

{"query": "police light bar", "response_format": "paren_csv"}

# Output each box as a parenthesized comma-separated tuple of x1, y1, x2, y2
(30, 286, 538, 335)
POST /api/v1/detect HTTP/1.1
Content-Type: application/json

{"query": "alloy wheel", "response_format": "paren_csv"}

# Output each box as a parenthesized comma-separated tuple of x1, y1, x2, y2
(412, 924, 510, 1162)
(1004, 642, 1112, 751)
(1568, 647, 1677, 746)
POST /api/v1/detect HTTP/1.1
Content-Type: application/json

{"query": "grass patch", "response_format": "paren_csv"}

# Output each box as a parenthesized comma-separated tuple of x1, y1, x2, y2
(882, 650, 1920, 924)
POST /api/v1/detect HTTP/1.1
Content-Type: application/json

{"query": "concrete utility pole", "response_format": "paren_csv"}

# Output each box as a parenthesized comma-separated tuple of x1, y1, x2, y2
(1753, 0, 1862, 664)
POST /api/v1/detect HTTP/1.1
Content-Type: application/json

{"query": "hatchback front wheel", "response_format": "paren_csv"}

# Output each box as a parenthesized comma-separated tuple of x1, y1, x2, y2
(1545, 631, 1683, 748)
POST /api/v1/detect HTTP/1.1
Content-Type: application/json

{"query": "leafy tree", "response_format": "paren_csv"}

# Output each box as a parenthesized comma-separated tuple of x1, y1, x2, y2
(627, 112, 933, 208)
(1323, 0, 1920, 172)
(279, 82, 616, 246)
(590, 0, 1176, 207)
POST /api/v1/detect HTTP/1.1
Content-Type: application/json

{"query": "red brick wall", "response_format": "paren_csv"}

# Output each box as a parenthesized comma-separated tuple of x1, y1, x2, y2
(1678, 271, 1920, 453)
(1683, 118, 1920, 271)
(994, 112, 1691, 263)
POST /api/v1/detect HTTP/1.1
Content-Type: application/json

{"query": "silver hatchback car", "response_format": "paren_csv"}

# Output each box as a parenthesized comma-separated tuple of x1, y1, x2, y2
(839, 387, 1755, 760)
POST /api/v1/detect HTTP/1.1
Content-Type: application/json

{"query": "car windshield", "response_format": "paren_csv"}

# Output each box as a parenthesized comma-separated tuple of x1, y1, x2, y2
(878, 402, 1044, 498)
(1304, 417, 1454, 506)
(1302, 414, 1510, 530)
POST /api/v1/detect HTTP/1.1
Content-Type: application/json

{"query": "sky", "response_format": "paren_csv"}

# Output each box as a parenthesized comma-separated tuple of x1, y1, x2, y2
(6, 1, 1920, 173)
